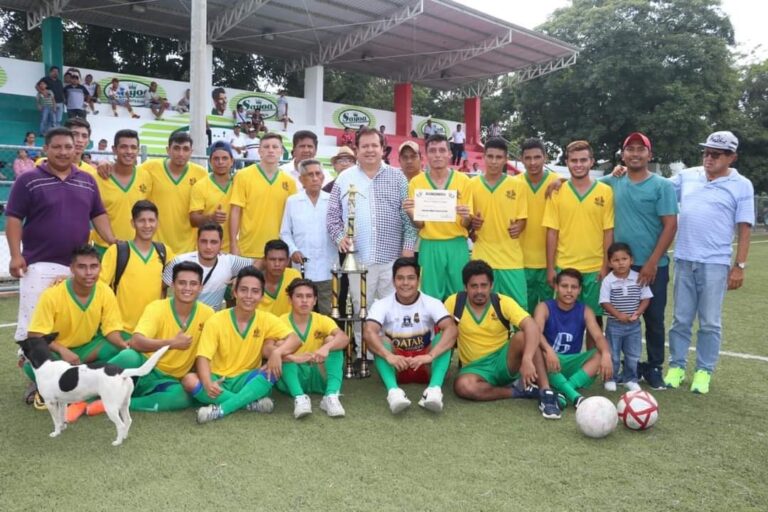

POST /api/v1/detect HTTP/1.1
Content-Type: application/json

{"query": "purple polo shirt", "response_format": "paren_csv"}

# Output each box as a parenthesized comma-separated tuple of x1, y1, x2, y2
(5, 164, 106, 266)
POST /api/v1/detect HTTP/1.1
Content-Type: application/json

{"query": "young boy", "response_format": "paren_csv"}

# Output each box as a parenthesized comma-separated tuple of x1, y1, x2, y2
(599, 243, 652, 391)
(36, 80, 56, 134)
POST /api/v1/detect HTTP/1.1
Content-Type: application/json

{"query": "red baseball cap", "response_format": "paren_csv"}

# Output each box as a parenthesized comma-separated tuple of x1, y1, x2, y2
(622, 132, 652, 151)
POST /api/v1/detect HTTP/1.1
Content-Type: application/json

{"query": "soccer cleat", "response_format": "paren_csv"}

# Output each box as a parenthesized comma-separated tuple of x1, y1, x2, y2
(636, 361, 647, 382)
(604, 381, 617, 392)
(624, 381, 641, 392)
(386, 388, 411, 415)
(319, 394, 346, 418)
(196, 404, 223, 424)
(293, 394, 312, 419)
(538, 389, 562, 420)
(86, 400, 106, 416)
(664, 367, 686, 389)
(574, 396, 586, 409)
(510, 379, 540, 399)
(418, 386, 444, 413)
(246, 397, 274, 414)
(644, 366, 667, 390)
(557, 393, 568, 410)
(33, 392, 48, 411)
(66, 401, 87, 423)
(690, 370, 712, 395)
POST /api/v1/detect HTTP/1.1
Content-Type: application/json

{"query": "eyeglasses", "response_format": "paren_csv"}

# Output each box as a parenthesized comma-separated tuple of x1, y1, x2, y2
(702, 150, 728, 159)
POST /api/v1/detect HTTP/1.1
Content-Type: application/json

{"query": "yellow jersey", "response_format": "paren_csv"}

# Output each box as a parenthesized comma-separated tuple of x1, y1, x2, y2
(229, 164, 297, 258)
(28, 280, 124, 348)
(444, 292, 529, 366)
(513, 170, 561, 269)
(140, 158, 207, 254)
(468, 174, 528, 269)
(91, 167, 153, 248)
(542, 180, 614, 273)
(258, 267, 302, 317)
(408, 170, 472, 240)
(100, 241, 174, 331)
(197, 308, 293, 377)
(189, 174, 233, 252)
(133, 298, 214, 378)
(281, 311, 339, 354)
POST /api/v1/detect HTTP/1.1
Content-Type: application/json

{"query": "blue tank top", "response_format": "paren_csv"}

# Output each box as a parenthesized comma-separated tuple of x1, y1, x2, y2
(543, 299, 586, 355)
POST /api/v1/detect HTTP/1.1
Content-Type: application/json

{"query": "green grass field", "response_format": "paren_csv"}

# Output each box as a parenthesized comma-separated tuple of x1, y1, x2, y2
(2, 240, 767, 511)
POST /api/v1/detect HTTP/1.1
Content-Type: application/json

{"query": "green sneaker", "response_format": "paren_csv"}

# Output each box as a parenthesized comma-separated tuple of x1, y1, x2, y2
(690, 370, 712, 395)
(664, 367, 686, 389)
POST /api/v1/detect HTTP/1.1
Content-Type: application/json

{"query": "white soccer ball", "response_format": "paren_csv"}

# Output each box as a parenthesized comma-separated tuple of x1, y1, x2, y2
(575, 396, 618, 438)
(617, 390, 659, 430)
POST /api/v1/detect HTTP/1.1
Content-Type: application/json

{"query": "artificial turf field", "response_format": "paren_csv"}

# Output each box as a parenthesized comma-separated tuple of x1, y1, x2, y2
(1, 238, 767, 511)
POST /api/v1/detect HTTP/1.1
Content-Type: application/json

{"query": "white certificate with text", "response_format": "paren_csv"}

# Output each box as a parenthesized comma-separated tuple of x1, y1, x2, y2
(413, 189, 457, 222)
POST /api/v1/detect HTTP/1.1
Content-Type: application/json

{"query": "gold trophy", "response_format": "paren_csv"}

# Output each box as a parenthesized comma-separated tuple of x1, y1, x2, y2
(341, 184, 359, 272)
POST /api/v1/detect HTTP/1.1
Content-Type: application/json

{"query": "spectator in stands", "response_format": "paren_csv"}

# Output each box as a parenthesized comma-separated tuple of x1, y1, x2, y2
(82, 152, 93, 165)
(229, 124, 247, 168)
(489, 121, 502, 138)
(211, 87, 227, 116)
(340, 127, 355, 151)
(380, 125, 393, 164)
(106, 78, 140, 118)
(63, 72, 90, 119)
(40, 65, 65, 126)
(459, 160, 470, 173)
(176, 88, 190, 113)
(36, 80, 57, 136)
(82, 74, 100, 115)
(398, 141, 422, 182)
(243, 126, 260, 164)
(423, 118, 435, 139)
(96, 138, 114, 164)
(251, 109, 265, 133)
(450, 124, 466, 166)
(23, 132, 40, 159)
(146, 81, 170, 120)
(233, 104, 248, 126)
(472, 162, 481, 173)
(276, 90, 293, 131)
(13, 149, 35, 177)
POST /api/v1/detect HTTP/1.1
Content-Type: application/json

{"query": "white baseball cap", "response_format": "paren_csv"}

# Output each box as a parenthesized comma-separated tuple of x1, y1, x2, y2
(699, 131, 738, 152)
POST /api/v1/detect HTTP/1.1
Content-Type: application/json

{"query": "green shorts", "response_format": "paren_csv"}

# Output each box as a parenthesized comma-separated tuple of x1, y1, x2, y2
(108, 348, 181, 396)
(524, 268, 552, 314)
(557, 268, 603, 316)
(212, 369, 274, 393)
(492, 269, 527, 311)
(558, 349, 597, 379)
(459, 345, 520, 387)
(276, 363, 326, 395)
(419, 237, 469, 300)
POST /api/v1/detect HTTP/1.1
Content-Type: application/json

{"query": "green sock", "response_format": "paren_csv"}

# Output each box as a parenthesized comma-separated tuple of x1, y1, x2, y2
(107, 348, 145, 368)
(279, 362, 305, 397)
(548, 372, 582, 404)
(220, 375, 272, 416)
(428, 349, 451, 388)
(23, 362, 36, 383)
(192, 383, 236, 405)
(568, 369, 596, 391)
(324, 350, 344, 395)
(130, 385, 194, 412)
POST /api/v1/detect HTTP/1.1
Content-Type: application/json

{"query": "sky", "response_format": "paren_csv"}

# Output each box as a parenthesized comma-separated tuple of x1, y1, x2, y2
(456, 0, 767, 63)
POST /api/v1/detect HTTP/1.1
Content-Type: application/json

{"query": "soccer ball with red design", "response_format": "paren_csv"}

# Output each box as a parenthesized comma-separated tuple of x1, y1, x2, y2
(617, 390, 659, 430)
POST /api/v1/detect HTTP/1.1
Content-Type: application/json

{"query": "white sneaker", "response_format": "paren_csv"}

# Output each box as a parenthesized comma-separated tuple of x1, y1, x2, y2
(604, 381, 617, 392)
(418, 386, 443, 413)
(319, 394, 346, 418)
(293, 394, 312, 419)
(624, 381, 641, 392)
(386, 388, 411, 414)
(246, 397, 274, 413)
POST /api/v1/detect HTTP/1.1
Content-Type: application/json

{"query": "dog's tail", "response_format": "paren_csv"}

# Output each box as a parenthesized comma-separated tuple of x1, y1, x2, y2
(122, 345, 171, 378)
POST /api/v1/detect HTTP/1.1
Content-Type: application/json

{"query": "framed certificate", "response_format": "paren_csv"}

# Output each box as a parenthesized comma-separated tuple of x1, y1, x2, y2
(413, 189, 457, 222)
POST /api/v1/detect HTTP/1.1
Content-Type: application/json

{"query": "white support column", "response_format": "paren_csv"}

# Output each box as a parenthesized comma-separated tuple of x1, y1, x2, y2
(190, 0, 209, 156)
(304, 65, 324, 130)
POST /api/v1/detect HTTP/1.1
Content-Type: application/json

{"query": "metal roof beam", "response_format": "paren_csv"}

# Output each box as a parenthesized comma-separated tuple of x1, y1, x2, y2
(285, 0, 424, 74)
(27, 0, 70, 30)
(397, 29, 513, 83)
(208, 0, 271, 42)
(504, 53, 579, 86)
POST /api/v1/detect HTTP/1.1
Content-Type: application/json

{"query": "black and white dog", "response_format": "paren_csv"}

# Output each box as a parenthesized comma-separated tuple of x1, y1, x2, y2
(17, 333, 169, 446)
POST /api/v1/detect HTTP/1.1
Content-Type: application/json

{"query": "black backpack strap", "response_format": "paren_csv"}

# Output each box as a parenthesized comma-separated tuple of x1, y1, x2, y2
(490, 293, 511, 334)
(113, 241, 130, 292)
(153, 242, 167, 266)
(453, 291, 467, 322)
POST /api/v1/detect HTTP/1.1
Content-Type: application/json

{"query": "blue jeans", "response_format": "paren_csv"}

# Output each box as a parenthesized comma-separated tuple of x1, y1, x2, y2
(632, 263, 669, 369)
(668, 259, 728, 372)
(54, 103, 65, 126)
(605, 318, 642, 383)
(39, 106, 55, 135)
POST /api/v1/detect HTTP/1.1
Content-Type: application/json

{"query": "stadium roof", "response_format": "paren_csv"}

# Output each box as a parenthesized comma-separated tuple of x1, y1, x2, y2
(14, 0, 579, 91)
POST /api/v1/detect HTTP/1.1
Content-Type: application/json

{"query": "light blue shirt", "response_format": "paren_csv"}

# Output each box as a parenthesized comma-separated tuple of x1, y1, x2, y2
(280, 191, 337, 281)
(672, 169, 754, 265)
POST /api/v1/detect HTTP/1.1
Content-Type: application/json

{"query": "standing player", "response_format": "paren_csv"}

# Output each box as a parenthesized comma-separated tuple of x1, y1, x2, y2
(190, 141, 234, 252)
(405, 134, 472, 300)
(277, 279, 350, 418)
(469, 137, 529, 309)
(514, 138, 560, 312)
(258, 239, 302, 317)
(229, 133, 297, 263)
(364, 257, 458, 414)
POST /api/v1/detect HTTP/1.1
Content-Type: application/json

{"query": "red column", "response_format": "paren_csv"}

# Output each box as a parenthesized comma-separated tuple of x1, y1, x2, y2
(394, 82, 413, 137)
(464, 96, 481, 148)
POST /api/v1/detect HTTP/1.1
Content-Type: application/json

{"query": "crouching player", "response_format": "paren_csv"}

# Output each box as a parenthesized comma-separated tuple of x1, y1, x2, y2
(534, 268, 612, 408)
(277, 279, 350, 419)
(193, 266, 301, 423)
(446, 260, 562, 419)
(88, 261, 215, 415)
(363, 257, 458, 414)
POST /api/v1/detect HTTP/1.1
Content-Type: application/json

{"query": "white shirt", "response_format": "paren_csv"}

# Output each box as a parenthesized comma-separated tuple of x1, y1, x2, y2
(367, 291, 450, 351)
(451, 130, 466, 144)
(280, 190, 338, 281)
(280, 161, 333, 191)
(163, 252, 254, 310)
(244, 136, 260, 160)
(229, 133, 248, 157)
(598, 270, 653, 318)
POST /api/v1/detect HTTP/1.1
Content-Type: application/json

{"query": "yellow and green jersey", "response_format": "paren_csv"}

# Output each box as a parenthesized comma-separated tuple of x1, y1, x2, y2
(189, 174, 233, 252)
(514, 170, 560, 269)
(281, 311, 339, 354)
(91, 167, 153, 248)
(258, 267, 302, 317)
(408, 170, 472, 240)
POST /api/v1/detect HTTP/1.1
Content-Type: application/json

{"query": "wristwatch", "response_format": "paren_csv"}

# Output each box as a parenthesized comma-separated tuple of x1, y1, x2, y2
(735, 262, 747, 270)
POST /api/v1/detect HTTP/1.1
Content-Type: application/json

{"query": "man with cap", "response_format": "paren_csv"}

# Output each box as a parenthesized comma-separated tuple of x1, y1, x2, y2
(599, 132, 678, 390)
(323, 146, 356, 193)
(398, 140, 423, 182)
(663, 131, 754, 394)
(243, 126, 260, 165)
(190, 141, 235, 252)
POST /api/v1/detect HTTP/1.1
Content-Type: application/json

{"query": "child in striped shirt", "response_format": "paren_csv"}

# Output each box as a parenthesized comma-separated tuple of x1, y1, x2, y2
(599, 242, 653, 391)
